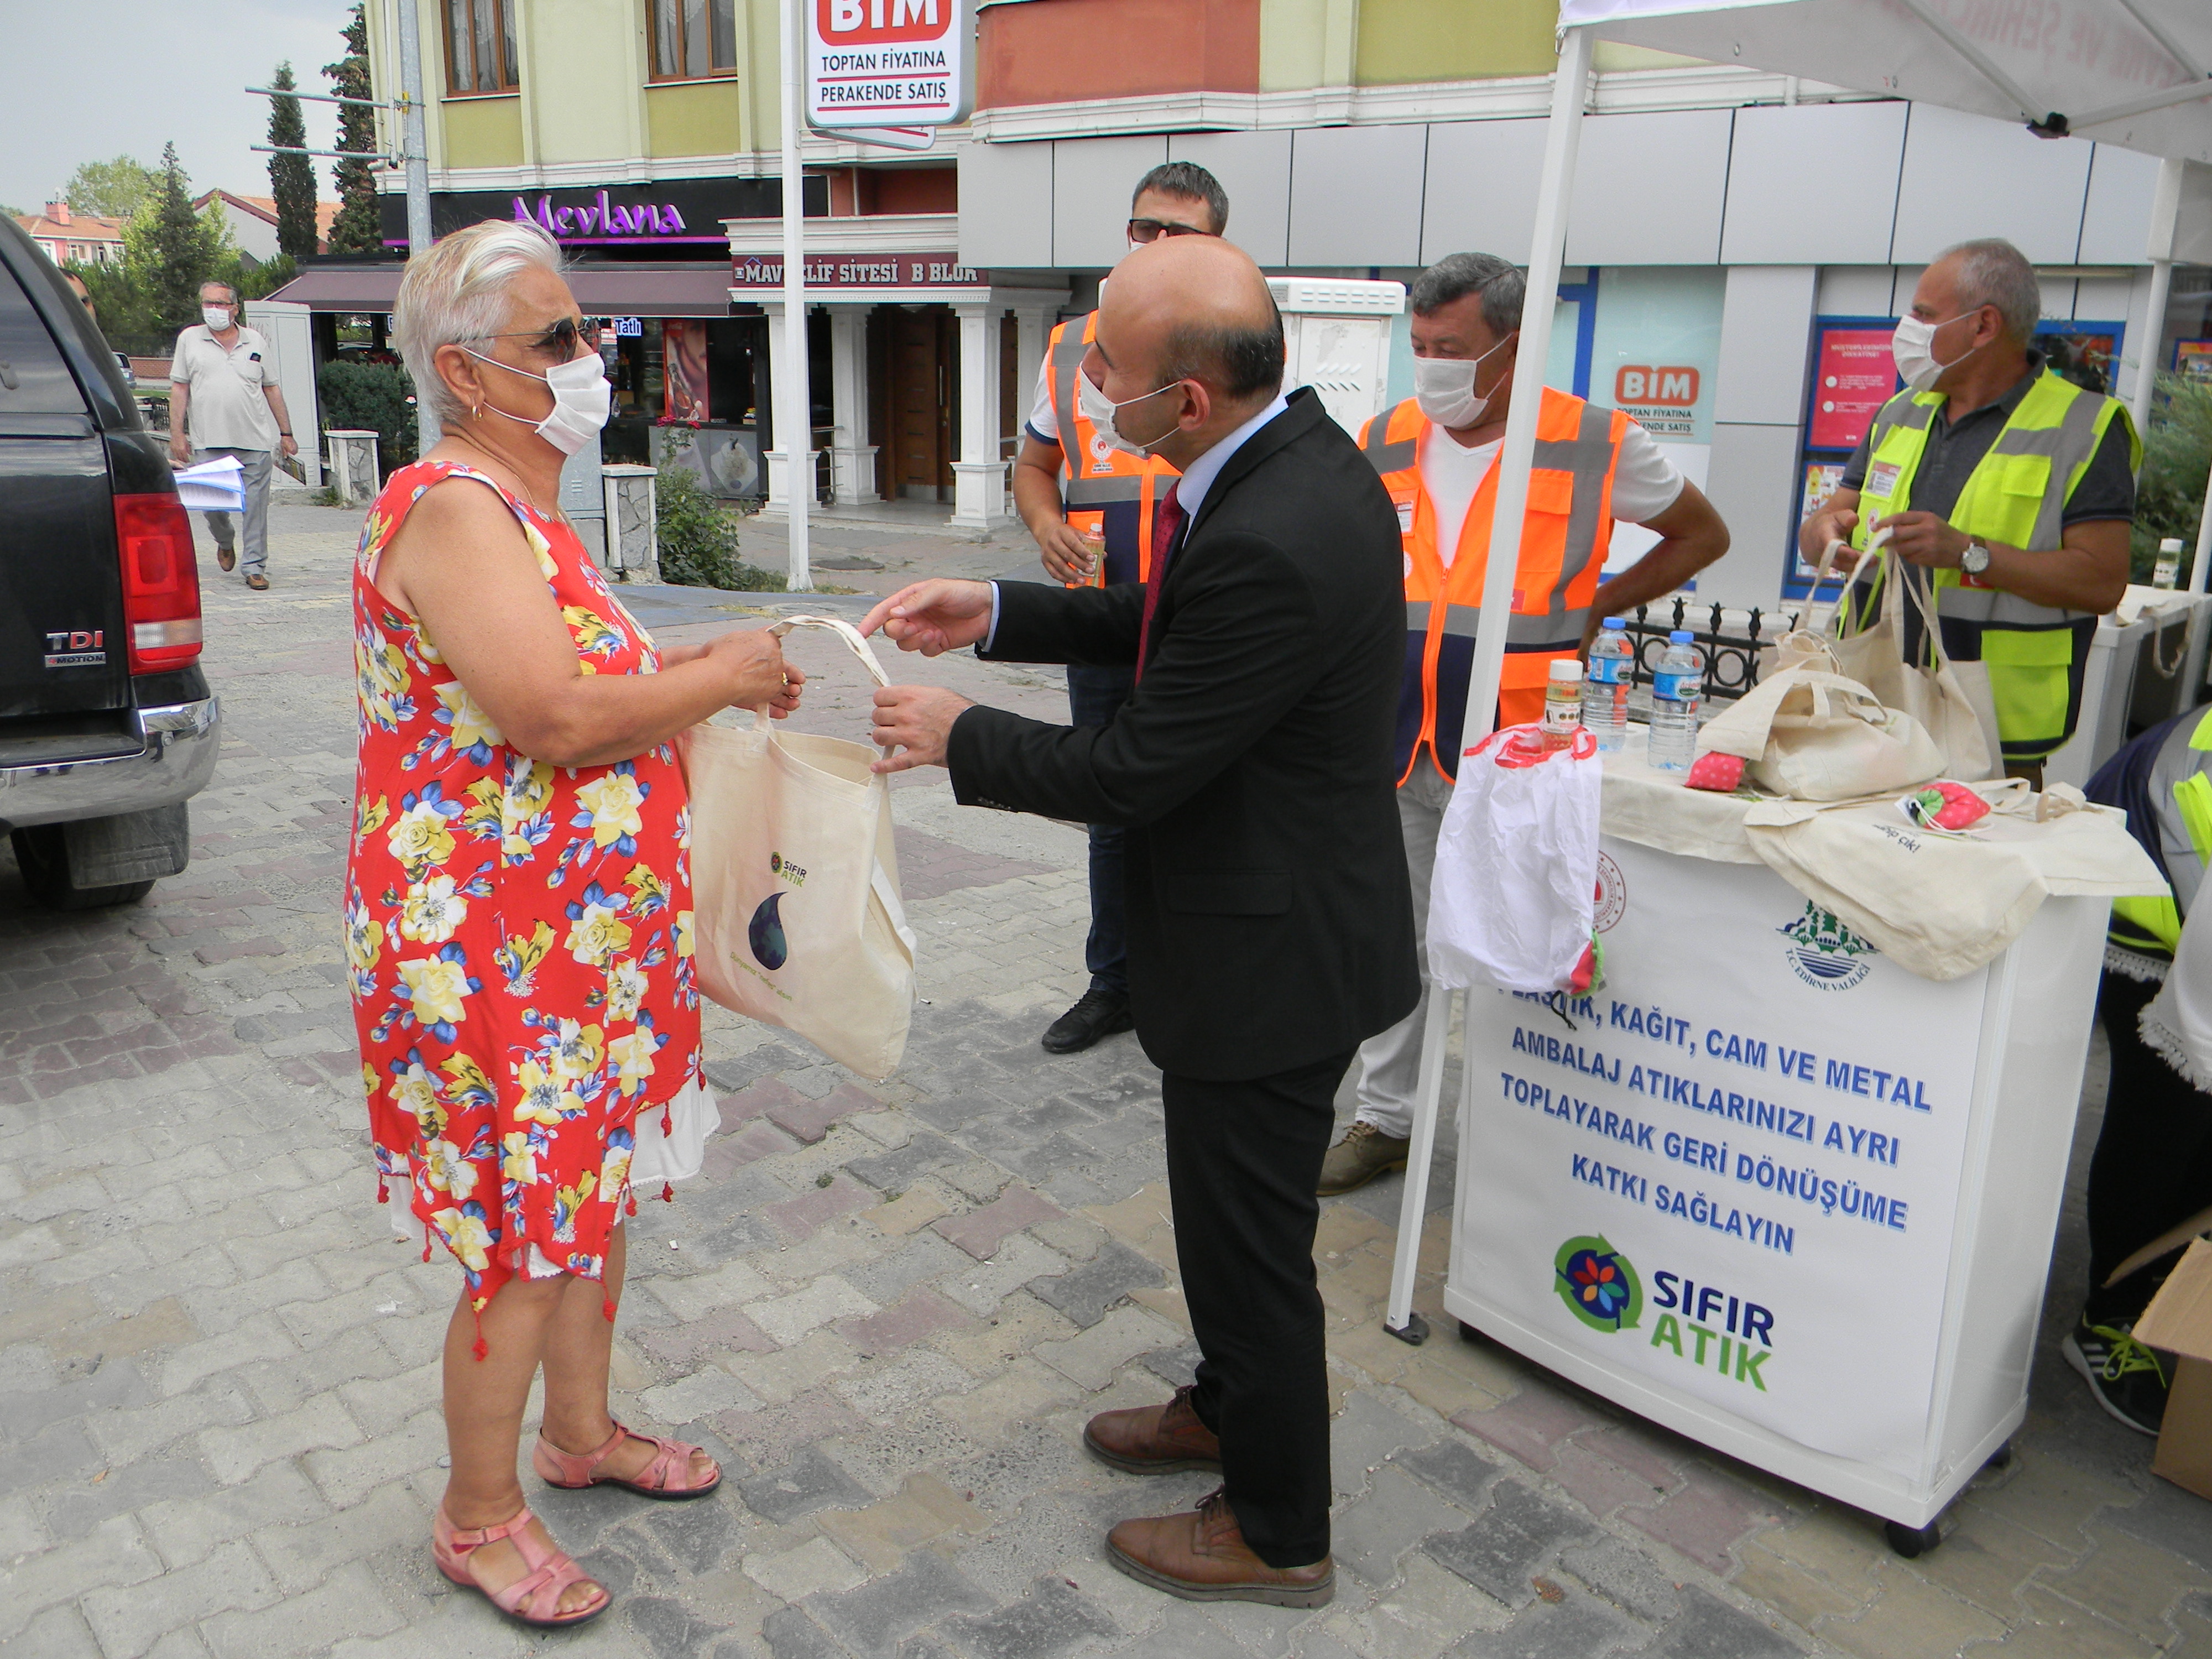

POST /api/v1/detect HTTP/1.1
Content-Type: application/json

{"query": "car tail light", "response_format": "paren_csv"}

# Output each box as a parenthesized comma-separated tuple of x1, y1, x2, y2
(113, 493, 204, 674)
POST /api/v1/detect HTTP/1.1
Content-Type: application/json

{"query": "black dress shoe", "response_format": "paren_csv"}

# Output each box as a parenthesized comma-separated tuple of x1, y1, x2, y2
(1042, 986, 1134, 1054)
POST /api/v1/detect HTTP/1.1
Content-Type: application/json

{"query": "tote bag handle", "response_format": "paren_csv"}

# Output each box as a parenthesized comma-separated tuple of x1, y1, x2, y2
(755, 614, 895, 743)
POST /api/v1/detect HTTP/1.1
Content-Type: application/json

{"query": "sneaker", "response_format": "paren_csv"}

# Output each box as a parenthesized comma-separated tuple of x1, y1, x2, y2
(1317, 1121, 1411, 1196)
(2063, 1315, 2169, 1436)
(1041, 985, 1133, 1055)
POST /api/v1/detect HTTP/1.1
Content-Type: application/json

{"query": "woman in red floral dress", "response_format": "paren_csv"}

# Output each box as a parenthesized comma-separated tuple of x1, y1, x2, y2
(354, 222, 801, 1629)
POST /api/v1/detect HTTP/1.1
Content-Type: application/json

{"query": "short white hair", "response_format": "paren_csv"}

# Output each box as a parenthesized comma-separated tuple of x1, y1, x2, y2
(1938, 238, 2043, 347)
(394, 220, 566, 422)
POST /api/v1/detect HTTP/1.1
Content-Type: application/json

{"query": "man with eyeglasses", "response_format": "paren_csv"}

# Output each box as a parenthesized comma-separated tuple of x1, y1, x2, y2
(1010, 160, 1229, 1056)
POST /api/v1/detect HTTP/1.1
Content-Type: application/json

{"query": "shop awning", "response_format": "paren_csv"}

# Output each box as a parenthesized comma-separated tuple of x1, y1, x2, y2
(264, 261, 739, 317)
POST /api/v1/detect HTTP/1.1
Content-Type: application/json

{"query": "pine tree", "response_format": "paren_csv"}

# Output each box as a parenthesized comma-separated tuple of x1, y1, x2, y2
(126, 143, 223, 333)
(267, 62, 320, 261)
(324, 4, 383, 255)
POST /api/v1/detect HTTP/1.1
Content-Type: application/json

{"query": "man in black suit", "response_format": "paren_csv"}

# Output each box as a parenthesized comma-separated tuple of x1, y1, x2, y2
(860, 235, 1418, 1606)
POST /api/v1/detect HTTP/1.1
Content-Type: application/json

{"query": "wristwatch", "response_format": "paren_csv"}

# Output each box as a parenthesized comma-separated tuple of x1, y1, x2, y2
(1960, 538, 1992, 577)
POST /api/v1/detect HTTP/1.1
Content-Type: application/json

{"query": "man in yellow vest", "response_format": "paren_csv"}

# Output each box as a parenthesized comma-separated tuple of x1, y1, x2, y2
(1010, 161, 1227, 1055)
(1799, 238, 2140, 784)
(2071, 707, 2212, 1434)
(1319, 252, 1730, 1194)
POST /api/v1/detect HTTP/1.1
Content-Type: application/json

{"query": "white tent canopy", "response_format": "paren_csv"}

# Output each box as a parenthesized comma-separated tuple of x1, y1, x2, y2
(1560, 0, 2212, 163)
(1381, 0, 2212, 1343)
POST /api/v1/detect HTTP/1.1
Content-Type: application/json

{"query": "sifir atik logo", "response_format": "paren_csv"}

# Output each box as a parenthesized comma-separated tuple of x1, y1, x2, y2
(1553, 1235, 1641, 1332)
(1649, 1270, 1775, 1391)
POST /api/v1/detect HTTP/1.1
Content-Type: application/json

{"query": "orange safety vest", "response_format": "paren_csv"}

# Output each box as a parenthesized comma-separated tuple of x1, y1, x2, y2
(1359, 389, 1626, 784)
(1046, 312, 1180, 587)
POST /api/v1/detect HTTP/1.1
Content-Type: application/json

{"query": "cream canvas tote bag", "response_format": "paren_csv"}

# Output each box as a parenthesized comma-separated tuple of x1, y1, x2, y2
(1819, 540, 2001, 783)
(681, 617, 916, 1081)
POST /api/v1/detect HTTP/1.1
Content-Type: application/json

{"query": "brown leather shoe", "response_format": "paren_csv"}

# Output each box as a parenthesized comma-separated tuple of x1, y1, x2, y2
(1083, 1385, 1221, 1474)
(1107, 1489, 1333, 1607)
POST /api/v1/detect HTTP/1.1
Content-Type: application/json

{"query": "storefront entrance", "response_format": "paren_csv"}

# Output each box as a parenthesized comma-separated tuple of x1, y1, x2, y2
(872, 305, 956, 502)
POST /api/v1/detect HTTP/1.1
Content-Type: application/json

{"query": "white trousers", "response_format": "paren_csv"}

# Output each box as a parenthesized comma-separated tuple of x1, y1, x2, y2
(1354, 765, 1454, 1138)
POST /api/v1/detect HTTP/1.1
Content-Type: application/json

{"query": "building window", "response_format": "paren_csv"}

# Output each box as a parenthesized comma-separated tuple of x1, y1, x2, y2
(447, 0, 519, 93)
(650, 0, 737, 80)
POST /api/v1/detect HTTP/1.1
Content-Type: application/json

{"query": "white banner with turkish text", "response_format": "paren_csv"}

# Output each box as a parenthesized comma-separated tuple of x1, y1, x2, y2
(1454, 836, 1987, 1477)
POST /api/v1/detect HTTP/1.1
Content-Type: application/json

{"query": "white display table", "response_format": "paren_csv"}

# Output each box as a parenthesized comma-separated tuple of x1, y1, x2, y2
(1427, 744, 2149, 1552)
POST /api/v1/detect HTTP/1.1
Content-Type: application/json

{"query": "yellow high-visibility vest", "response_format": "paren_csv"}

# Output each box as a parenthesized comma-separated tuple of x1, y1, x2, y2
(1853, 372, 2139, 763)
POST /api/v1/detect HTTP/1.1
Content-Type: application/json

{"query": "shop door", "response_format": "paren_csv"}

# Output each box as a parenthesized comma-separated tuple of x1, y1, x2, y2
(885, 307, 953, 501)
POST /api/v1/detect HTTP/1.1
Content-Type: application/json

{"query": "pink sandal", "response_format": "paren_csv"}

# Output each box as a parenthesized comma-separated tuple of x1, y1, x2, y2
(534, 1418, 722, 1500)
(432, 1501, 609, 1629)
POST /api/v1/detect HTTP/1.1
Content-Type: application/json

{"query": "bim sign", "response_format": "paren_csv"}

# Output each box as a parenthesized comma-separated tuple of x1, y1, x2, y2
(1615, 366, 1700, 406)
(807, 0, 971, 127)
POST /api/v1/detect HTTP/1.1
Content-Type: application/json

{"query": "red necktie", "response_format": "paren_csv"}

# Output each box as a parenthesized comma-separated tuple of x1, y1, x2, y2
(1135, 483, 1183, 685)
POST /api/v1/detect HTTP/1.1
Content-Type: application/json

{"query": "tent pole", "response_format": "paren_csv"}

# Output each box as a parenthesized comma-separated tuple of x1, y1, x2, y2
(1463, 22, 1594, 745)
(2132, 159, 2184, 447)
(1380, 21, 1594, 1347)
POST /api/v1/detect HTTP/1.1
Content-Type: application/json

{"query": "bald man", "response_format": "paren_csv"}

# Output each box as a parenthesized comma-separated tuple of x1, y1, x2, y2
(863, 237, 1417, 1606)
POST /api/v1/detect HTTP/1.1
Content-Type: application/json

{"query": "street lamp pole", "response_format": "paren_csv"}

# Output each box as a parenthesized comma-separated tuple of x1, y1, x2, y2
(780, 0, 813, 592)
(395, 0, 438, 446)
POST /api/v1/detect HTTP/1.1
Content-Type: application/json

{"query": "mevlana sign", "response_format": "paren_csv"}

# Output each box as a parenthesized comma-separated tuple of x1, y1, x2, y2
(514, 191, 687, 240)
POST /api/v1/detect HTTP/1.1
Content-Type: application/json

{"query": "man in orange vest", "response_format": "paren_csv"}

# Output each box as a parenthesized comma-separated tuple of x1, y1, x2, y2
(1319, 251, 1731, 1193)
(1010, 161, 1229, 1055)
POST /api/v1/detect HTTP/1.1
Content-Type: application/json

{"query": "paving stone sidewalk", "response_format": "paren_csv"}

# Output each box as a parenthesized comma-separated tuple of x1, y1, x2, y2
(4, 503, 2211, 1658)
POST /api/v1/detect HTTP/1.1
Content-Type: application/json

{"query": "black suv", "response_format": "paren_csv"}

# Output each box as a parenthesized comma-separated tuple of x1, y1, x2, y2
(0, 216, 218, 907)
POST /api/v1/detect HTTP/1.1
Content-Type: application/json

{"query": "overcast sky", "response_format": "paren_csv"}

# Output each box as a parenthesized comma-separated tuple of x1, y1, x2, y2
(3, 0, 354, 217)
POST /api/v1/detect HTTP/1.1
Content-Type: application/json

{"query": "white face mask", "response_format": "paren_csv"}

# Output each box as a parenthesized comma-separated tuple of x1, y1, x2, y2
(465, 346, 612, 456)
(1891, 311, 1984, 394)
(1077, 368, 1185, 457)
(1412, 333, 1514, 428)
(202, 305, 234, 332)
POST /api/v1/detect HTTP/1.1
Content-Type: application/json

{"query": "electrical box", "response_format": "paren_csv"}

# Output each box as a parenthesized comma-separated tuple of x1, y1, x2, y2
(1268, 278, 1406, 439)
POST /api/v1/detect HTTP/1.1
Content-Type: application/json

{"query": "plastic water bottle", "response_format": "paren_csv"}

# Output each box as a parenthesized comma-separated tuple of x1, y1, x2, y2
(1582, 618, 1632, 752)
(1647, 629, 1704, 773)
(1543, 659, 1583, 750)
(2156, 537, 2183, 590)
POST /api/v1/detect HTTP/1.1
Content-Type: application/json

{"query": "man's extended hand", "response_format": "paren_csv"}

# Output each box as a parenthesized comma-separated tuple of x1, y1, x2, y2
(1872, 510, 1971, 569)
(871, 685, 972, 774)
(859, 580, 995, 657)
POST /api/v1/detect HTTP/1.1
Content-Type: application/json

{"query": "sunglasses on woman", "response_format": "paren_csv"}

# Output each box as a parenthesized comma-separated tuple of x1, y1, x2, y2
(480, 316, 603, 356)
(1126, 218, 1218, 244)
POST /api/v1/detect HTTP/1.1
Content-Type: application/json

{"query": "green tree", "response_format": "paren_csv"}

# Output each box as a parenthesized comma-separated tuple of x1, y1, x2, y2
(62, 155, 156, 219)
(324, 4, 382, 255)
(125, 144, 225, 333)
(2132, 374, 2212, 583)
(266, 62, 321, 261)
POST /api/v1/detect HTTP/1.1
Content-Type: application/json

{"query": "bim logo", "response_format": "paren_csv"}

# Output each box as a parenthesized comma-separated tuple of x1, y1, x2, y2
(1553, 1235, 1642, 1333)
(1615, 366, 1700, 407)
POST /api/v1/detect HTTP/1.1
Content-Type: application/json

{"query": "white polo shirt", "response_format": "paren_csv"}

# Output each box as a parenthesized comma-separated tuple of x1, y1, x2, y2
(170, 324, 281, 451)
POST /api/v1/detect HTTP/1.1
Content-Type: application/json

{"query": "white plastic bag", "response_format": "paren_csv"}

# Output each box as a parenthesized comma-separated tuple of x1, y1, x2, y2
(1428, 724, 1603, 993)
(681, 616, 917, 1081)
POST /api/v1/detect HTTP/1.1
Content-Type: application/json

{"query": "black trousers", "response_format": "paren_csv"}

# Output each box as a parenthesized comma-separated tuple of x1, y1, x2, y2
(1067, 665, 1135, 997)
(2087, 969, 2212, 1323)
(1164, 1048, 1351, 1568)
